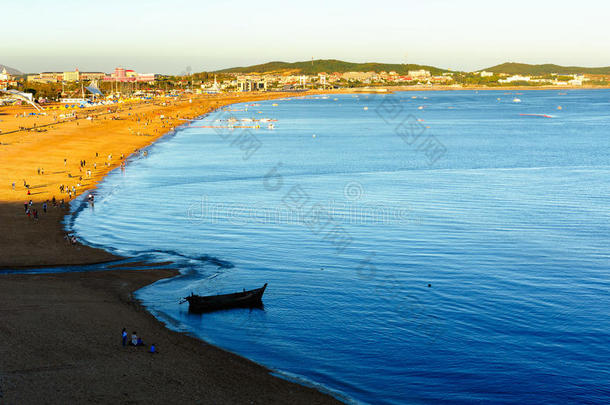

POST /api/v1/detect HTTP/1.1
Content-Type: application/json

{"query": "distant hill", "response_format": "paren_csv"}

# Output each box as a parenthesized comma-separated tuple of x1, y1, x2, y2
(0, 64, 23, 75)
(215, 59, 449, 75)
(483, 62, 610, 75)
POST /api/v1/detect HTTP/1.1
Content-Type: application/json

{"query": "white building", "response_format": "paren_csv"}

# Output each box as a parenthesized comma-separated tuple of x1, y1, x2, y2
(408, 70, 431, 79)
(498, 75, 531, 83)
(0, 68, 13, 82)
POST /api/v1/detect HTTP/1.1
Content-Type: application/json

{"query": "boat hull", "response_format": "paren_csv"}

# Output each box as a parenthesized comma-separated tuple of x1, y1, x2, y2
(185, 283, 267, 313)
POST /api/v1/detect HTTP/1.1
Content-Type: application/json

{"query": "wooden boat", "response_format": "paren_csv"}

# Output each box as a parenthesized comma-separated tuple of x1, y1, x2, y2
(182, 283, 267, 313)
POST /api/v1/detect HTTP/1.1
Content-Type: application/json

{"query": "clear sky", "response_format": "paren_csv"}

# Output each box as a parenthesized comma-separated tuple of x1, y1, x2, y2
(2, 0, 609, 74)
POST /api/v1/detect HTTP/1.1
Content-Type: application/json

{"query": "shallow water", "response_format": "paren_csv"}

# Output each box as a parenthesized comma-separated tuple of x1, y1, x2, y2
(72, 90, 610, 404)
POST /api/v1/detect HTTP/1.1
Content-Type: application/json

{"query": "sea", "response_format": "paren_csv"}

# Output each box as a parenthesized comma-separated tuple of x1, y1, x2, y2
(66, 90, 609, 404)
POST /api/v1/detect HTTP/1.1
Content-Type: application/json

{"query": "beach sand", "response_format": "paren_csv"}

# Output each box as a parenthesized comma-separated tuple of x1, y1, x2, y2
(0, 92, 341, 403)
(0, 268, 340, 404)
(0, 93, 299, 267)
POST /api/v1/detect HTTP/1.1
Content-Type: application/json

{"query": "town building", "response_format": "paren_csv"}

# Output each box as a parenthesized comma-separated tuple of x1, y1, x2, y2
(27, 69, 106, 83)
(498, 75, 531, 84)
(0, 68, 13, 82)
(0, 68, 19, 87)
(237, 76, 267, 91)
(103, 67, 156, 83)
(408, 70, 431, 79)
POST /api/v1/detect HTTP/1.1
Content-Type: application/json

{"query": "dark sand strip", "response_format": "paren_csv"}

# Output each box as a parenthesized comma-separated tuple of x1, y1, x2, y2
(0, 268, 340, 404)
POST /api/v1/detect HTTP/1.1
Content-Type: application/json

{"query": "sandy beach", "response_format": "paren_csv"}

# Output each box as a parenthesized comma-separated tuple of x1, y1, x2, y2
(0, 268, 340, 404)
(0, 92, 301, 267)
(0, 92, 342, 403)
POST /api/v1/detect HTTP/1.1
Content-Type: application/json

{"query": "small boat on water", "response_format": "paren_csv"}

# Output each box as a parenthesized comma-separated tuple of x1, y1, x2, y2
(182, 283, 268, 313)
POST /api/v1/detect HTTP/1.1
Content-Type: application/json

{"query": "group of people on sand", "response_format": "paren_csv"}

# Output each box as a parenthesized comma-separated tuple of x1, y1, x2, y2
(23, 196, 63, 221)
(122, 328, 157, 354)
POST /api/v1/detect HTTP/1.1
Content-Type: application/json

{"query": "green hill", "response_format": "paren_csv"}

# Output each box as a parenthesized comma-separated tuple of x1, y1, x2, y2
(215, 59, 449, 75)
(483, 62, 610, 75)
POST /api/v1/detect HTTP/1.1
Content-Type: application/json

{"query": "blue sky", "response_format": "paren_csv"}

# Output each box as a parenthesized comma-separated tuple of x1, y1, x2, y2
(2, 0, 609, 74)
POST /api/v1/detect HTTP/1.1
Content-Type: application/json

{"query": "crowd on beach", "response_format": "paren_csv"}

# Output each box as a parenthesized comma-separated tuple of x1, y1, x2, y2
(4, 94, 275, 242)
(20, 195, 84, 244)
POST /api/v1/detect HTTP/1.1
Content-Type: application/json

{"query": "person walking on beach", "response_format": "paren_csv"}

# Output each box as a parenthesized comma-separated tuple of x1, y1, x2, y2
(122, 328, 128, 346)
(131, 331, 138, 346)
(12, 182, 15, 190)
(43, 202, 47, 213)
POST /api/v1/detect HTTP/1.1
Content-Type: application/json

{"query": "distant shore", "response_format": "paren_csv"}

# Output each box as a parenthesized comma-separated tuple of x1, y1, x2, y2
(341, 84, 610, 92)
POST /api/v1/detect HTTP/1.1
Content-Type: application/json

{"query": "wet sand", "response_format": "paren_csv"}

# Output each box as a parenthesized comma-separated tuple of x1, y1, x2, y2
(0, 268, 340, 404)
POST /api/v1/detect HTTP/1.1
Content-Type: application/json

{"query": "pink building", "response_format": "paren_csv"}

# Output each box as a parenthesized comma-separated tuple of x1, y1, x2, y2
(104, 67, 155, 83)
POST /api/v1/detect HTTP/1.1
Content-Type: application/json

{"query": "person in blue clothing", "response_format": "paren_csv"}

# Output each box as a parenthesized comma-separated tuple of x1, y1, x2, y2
(149, 343, 157, 354)
(121, 328, 127, 346)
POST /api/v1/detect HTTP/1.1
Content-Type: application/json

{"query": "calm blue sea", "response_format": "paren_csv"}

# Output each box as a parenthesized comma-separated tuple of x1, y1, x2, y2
(70, 90, 610, 404)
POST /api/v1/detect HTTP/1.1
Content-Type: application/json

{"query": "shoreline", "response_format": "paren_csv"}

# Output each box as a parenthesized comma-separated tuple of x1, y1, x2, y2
(337, 84, 610, 93)
(0, 91, 345, 403)
(0, 92, 315, 267)
(0, 267, 341, 404)
(2, 87, 608, 402)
